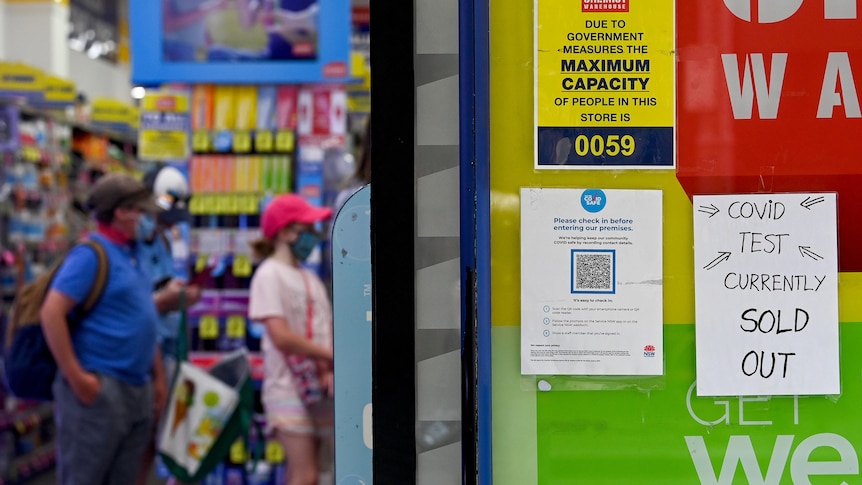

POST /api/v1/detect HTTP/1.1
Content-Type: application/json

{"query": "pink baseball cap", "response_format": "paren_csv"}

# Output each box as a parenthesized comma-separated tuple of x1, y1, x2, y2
(261, 194, 333, 239)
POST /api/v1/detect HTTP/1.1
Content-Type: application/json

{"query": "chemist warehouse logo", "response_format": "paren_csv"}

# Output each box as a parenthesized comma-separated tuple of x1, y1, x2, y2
(582, 0, 629, 12)
(643, 345, 656, 357)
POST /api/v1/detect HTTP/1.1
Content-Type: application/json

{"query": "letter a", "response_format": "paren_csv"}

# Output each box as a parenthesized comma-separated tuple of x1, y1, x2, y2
(817, 52, 862, 119)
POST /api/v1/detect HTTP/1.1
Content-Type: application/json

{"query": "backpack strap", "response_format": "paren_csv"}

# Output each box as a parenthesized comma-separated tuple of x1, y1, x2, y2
(69, 239, 109, 328)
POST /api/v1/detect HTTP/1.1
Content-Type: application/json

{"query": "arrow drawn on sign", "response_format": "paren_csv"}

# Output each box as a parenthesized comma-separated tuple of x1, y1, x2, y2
(798, 246, 824, 260)
(703, 251, 731, 270)
(800, 196, 825, 210)
(697, 204, 720, 218)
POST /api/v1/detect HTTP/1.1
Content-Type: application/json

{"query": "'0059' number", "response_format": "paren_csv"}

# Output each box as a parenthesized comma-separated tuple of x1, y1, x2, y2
(574, 134, 635, 157)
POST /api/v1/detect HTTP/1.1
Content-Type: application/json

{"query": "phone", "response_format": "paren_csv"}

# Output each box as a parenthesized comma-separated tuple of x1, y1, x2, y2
(153, 276, 172, 292)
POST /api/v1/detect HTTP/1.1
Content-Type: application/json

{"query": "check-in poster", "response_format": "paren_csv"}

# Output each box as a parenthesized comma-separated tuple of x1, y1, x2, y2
(534, 0, 674, 168)
(693, 193, 839, 397)
(521, 188, 663, 376)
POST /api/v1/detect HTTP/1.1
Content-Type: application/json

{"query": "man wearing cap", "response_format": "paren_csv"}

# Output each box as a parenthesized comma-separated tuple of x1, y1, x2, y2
(40, 173, 186, 485)
(135, 165, 203, 485)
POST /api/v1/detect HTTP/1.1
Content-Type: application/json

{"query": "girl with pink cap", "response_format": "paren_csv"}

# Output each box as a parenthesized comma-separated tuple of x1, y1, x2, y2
(248, 194, 334, 485)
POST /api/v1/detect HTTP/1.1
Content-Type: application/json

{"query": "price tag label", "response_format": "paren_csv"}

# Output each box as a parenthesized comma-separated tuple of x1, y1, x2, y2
(232, 254, 253, 277)
(255, 130, 274, 152)
(242, 194, 260, 214)
(194, 254, 210, 274)
(224, 194, 239, 214)
(265, 440, 285, 463)
(213, 195, 230, 215)
(226, 315, 246, 338)
(189, 195, 204, 215)
(230, 439, 246, 464)
(199, 315, 219, 339)
(233, 131, 252, 153)
(202, 194, 220, 215)
(192, 130, 211, 152)
(275, 130, 294, 152)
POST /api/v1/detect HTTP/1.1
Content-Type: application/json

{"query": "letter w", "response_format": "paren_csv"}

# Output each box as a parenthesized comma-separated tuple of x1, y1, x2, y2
(721, 53, 787, 119)
(685, 435, 792, 485)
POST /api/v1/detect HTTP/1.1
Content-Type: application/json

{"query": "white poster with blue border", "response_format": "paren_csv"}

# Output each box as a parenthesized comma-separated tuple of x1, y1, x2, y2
(520, 188, 663, 376)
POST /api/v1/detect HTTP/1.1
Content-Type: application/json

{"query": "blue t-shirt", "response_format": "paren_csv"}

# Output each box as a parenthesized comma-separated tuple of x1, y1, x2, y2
(50, 234, 158, 385)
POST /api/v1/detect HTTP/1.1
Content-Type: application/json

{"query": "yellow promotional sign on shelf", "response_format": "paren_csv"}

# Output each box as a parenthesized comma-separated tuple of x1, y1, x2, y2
(43, 76, 77, 106)
(0, 62, 46, 102)
(92, 97, 139, 133)
(138, 90, 191, 161)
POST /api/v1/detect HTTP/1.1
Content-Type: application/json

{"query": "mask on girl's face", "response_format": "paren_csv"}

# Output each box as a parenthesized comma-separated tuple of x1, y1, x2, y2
(290, 231, 320, 261)
(136, 213, 156, 240)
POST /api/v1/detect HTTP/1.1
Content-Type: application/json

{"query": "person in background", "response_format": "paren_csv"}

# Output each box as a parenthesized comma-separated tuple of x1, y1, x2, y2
(135, 165, 203, 485)
(248, 194, 335, 485)
(40, 174, 187, 485)
(333, 118, 371, 216)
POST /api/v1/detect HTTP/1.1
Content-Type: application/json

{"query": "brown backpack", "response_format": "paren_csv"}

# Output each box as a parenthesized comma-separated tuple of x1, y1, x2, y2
(3, 239, 109, 400)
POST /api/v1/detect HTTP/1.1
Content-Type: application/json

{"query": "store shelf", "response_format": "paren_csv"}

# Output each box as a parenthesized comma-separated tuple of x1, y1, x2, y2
(0, 402, 53, 435)
(2, 441, 56, 485)
(17, 104, 137, 146)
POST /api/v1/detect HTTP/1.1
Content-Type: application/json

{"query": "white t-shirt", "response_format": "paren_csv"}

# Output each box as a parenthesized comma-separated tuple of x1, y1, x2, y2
(248, 258, 333, 403)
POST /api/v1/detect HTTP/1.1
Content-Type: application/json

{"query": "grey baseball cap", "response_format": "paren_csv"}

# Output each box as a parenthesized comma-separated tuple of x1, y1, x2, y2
(86, 173, 161, 214)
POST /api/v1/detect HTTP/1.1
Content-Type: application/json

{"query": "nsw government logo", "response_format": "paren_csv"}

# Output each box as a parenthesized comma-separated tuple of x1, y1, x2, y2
(643, 345, 656, 357)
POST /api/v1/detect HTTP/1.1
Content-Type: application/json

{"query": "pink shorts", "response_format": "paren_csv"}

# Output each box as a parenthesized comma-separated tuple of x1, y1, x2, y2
(263, 396, 334, 437)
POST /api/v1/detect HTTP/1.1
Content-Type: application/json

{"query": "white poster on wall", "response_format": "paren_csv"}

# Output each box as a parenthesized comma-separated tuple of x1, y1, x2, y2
(693, 193, 839, 397)
(520, 188, 664, 376)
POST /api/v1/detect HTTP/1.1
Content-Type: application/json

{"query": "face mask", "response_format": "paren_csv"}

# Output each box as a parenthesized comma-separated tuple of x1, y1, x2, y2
(290, 231, 320, 261)
(136, 213, 156, 241)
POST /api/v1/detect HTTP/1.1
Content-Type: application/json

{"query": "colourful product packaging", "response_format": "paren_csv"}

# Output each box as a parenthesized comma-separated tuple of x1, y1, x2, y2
(262, 157, 275, 192)
(234, 157, 248, 192)
(205, 156, 218, 193)
(275, 86, 298, 130)
(213, 86, 236, 131)
(234, 85, 257, 132)
(279, 156, 292, 192)
(222, 156, 233, 192)
(189, 156, 200, 192)
(192, 84, 214, 130)
(248, 156, 261, 193)
(256, 85, 277, 131)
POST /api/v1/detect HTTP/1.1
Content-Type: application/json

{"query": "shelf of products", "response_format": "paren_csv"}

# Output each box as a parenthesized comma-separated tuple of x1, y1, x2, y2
(0, 97, 139, 485)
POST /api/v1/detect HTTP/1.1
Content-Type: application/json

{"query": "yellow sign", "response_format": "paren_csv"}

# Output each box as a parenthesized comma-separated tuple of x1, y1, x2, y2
(534, 0, 675, 168)
(92, 97, 139, 132)
(44, 76, 77, 105)
(226, 315, 246, 338)
(0, 62, 46, 101)
(199, 315, 220, 339)
(139, 91, 190, 161)
(255, 130, 274, 152)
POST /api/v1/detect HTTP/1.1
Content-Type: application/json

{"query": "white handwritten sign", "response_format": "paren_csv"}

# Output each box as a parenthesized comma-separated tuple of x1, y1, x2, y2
(693, 193, 839, 397)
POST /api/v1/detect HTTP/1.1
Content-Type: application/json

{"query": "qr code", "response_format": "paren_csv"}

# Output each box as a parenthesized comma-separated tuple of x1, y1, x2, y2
(573, 252, 613, 292)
